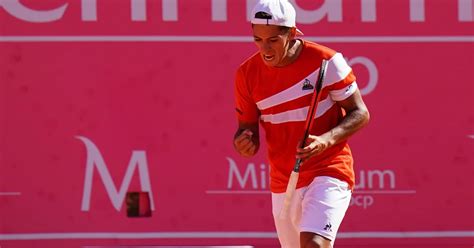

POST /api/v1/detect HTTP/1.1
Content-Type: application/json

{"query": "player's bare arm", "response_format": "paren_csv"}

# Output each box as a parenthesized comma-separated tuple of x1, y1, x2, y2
(234, 122, 260, 157)
(296, 89, 370, 160)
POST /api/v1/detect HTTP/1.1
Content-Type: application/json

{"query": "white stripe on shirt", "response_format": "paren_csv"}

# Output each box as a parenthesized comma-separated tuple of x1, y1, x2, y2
(256, 53, 352, 111)
(260, 96, 336, 124)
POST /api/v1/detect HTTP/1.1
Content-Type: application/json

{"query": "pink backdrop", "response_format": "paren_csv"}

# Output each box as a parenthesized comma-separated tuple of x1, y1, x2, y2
(1, 0, 473, 247)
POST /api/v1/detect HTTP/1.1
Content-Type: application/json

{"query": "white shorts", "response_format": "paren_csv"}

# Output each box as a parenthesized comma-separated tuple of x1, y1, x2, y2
(272, 176, 352, 248)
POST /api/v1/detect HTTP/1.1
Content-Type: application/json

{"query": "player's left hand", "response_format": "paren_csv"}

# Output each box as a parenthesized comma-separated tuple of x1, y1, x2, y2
(295, 135, 330, 162)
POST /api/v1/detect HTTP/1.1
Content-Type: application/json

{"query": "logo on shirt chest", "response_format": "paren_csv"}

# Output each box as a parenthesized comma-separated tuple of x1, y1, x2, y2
(302, 79, 314, 90)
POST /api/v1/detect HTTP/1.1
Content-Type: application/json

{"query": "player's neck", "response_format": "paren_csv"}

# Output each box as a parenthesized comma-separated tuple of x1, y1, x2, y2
(279, 39, 303, 67)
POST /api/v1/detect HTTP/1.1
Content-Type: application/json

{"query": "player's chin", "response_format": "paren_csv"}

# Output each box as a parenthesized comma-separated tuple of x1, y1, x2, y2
(264, 61, 280, 67)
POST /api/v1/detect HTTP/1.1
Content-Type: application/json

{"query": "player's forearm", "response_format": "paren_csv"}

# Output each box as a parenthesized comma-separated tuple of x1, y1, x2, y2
(321, 107, 370, 147)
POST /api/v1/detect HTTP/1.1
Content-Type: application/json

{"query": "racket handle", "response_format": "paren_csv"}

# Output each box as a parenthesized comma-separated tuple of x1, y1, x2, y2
(279, 171, 299, 219)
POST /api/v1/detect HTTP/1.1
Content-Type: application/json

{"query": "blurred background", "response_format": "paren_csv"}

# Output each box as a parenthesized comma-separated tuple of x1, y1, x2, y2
(0, 0, 473, 247)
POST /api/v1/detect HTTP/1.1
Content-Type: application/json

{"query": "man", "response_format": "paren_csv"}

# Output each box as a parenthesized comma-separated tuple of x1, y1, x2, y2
(232, 0, 370, 247)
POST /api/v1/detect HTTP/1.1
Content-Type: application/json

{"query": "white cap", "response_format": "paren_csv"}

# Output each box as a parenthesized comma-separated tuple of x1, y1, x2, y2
(251, 0, 303, 35)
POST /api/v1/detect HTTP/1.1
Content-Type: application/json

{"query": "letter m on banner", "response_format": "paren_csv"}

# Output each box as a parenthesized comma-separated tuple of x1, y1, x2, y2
(76, 136, 155, 212)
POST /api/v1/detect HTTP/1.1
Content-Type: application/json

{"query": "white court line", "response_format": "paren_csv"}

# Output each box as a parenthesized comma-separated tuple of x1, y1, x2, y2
(205, 190, 416, 195)
(0, 35, 473, 43)
(0, 192, 21, 196)
(0, 231, 473, 240)
(338, 231, 474, 238)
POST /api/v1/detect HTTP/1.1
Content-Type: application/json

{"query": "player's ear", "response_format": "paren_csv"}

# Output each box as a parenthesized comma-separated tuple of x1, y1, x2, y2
(289, 27, 297, 40)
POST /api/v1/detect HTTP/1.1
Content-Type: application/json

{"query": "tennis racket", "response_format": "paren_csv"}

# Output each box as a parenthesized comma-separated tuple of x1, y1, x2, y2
(279, 59, 328, 219)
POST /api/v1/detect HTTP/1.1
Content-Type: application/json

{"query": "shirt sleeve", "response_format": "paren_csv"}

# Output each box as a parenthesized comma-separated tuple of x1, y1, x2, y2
(330, 81, 358, 101)
(323, 53, 358, 101)
(234, 67, 259, 124)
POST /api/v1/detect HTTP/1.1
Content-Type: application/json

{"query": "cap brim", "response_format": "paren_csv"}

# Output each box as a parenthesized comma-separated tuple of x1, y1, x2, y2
(296, 27, 304, 36)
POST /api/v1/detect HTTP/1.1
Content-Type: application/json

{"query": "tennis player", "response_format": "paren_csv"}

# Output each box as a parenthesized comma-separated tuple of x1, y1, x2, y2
(232, 0, 370, 247)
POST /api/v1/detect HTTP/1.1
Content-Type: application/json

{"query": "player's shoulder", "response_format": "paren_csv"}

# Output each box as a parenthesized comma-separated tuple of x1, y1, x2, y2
(237, 52, 263, 74)
(302, 40, 338, 60)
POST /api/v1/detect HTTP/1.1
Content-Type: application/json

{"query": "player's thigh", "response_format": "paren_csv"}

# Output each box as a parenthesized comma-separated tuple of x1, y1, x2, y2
(300, 232, 332, 248)
(300, 176, 352, 241)
(272, 189, 304, 248)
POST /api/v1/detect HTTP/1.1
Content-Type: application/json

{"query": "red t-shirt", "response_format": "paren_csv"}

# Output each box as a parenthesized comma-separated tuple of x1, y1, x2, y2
(234, 40, 358, 193)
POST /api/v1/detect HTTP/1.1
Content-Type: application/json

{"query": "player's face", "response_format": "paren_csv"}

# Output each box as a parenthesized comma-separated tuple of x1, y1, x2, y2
(252, 24, 293, 67)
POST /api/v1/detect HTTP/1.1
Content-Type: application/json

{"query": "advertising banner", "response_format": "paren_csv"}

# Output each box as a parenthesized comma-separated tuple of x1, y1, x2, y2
(1, 0, 473, 247)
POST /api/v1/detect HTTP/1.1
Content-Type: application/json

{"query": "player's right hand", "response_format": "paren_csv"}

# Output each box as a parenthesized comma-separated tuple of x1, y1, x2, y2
(233, 129, 257, 157)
